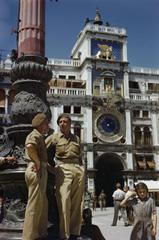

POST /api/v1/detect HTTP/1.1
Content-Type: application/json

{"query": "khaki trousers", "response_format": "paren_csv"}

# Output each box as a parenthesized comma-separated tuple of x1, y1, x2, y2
(23, 162, 48, 240)
(55, 163, 85, 239)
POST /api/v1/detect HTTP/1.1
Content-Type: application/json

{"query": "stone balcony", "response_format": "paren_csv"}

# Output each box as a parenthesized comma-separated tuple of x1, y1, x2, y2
(129, 93, 159, 101)
(47, 87, 86, 96)
(47, 58, 81, 67)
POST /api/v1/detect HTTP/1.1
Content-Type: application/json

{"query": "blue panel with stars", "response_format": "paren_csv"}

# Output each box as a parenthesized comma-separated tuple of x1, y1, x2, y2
(91, 39, 122, 61)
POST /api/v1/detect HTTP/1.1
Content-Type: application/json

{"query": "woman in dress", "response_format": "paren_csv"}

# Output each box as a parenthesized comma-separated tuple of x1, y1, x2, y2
(120, 182, 157, 240)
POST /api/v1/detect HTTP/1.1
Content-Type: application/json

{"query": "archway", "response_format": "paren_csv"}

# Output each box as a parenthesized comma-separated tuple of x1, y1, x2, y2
(94, 152, 124, 206)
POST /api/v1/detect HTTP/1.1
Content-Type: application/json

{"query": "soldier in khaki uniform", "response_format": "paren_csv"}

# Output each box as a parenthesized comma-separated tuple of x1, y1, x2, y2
(45, 113, 85, 240)
(98, 190, 106, 211)
(22, 113, 49, 240)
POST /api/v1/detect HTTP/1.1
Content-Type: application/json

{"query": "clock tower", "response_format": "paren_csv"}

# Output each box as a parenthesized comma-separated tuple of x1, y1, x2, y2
(70, 9, 130, 204)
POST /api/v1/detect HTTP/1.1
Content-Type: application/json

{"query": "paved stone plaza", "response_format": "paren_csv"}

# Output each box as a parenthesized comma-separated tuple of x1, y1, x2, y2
(92, 207, 159, 240)
(1, 207, 159, 240)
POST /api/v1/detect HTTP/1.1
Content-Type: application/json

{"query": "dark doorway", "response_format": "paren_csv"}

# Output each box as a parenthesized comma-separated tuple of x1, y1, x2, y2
(94, 153, 124, 206)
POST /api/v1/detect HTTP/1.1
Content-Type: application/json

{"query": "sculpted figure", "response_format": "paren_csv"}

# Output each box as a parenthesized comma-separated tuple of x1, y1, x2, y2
(96, 44, 113, 60)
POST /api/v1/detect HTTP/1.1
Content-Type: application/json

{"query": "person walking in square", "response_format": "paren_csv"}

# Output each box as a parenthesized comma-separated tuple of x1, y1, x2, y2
(111, 182, 129, 226)
(98, 190, 106, 211)
(91, 191, 97, 211)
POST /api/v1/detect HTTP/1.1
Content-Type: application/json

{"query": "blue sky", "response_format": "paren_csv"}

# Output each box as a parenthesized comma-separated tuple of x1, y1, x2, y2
(0, 0, 159, 68)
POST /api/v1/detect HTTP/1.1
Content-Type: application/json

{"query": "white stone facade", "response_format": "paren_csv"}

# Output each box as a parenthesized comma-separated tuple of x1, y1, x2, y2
(1, 11, 159, 205)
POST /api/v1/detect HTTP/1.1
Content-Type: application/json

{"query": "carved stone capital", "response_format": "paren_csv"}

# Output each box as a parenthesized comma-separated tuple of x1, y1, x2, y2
(11, 61, 52, 83)
(11, 91, 49, 124)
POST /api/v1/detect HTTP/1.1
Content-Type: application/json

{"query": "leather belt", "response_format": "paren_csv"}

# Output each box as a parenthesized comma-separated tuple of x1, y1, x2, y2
(55, 159, 80, 165)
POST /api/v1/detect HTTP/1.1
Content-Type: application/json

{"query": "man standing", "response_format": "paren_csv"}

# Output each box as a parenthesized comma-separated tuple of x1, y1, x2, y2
(111, 183, 129, 226)
(22, 113, 49, 240)
(46, 113, 85, 240)
(98, 190, 106, 211)
(91, 191, 97, 211)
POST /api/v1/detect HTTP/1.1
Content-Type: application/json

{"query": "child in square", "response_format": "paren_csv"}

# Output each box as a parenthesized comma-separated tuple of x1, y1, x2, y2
(120, 182, 157, 240)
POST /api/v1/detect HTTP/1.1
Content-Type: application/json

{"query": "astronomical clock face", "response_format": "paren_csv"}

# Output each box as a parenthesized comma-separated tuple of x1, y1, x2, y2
(94, 108, 125, 143)
(97, 114, 120, 135)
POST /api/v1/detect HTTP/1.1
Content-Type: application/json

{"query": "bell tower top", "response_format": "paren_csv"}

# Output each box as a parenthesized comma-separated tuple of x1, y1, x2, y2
(93, 9, 103, 25)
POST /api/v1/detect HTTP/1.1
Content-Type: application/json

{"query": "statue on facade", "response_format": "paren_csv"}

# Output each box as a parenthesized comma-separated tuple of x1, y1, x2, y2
(96, 44, 113, 60)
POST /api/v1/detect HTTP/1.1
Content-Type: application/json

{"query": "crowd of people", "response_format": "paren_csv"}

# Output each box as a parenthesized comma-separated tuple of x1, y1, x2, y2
(21, 112, 158, 240)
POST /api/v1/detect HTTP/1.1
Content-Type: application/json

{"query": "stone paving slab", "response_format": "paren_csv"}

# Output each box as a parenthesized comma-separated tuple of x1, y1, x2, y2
(92, 207, 159, 240)
(1, 207, 159, 240)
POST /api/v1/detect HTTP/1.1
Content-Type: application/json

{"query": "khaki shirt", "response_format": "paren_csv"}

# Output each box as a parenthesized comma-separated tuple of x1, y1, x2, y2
(45, 132, 82, 164)
(25, 129, 48, 163)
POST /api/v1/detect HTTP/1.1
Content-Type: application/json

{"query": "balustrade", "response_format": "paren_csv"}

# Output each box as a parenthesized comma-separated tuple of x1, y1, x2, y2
(47, 87, 86, 96)
(130, 93, 159, 101)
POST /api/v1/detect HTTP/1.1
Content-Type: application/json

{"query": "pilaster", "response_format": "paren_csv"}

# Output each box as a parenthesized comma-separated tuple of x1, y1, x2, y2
(86, 66, 92, 95)
(123, 71, 129, 99)
(151, 111, 158, 146)
(127, 152, 133, 169)
(154, 153, 159, 171)
(122, 39, 127, 62)
(4, 89, 9, 115)
(125, 109, 132, 144)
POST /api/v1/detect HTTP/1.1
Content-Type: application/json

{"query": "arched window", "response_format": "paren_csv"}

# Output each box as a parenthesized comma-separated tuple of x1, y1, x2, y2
(0, 89, 5, 107)
(101, 71, 115, 93)
(134, 126, 142, 146)
(143, 126, 151, 145)
(74, 123, 81, 139)
(0, 89, 5, 114)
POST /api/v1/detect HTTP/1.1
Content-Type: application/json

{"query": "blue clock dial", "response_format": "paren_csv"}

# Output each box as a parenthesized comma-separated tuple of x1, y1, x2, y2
(97, 114, 120, 135)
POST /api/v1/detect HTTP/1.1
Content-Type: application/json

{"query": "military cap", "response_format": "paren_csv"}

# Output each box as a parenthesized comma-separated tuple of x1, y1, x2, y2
(57, 113, 71, 125)
(32, 113, 47, 128)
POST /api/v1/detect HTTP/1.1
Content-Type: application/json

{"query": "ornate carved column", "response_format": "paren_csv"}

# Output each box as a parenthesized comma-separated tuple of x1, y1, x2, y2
(6, 0, 52, 153)
(10, 0, 52, 130)
(0, 0, 52, 237)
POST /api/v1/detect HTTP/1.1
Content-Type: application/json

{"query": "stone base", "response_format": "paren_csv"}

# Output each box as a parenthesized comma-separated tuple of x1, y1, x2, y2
(0, 221, 22, 239)
(0, 223, 59, 240)
(1, 231, 22, 240)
